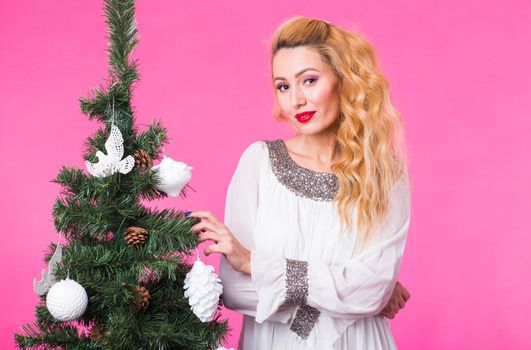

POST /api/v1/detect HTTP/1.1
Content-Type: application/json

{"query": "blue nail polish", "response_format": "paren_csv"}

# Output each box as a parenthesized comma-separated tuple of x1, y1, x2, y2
(184, 211, 192, 217)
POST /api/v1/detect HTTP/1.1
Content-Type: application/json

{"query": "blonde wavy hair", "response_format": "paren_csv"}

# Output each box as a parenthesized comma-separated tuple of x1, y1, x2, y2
(270, 16, 409, 251)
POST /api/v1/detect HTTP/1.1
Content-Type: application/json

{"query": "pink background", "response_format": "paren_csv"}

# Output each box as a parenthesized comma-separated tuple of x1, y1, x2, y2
(1, 1, 530, 349)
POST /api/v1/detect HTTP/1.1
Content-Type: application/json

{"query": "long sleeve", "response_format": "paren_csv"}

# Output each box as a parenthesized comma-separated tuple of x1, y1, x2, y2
(219, 141, 296, 324)
(250, 173, 411, 340)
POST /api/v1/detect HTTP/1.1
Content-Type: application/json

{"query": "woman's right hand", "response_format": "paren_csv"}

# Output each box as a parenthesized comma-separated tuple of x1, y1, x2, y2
(379, 281, 410, 319)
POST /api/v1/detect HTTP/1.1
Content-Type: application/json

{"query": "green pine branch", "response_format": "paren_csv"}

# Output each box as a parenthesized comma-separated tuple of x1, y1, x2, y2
(104, 0, 139, 86)
(136, 120, 169, 158)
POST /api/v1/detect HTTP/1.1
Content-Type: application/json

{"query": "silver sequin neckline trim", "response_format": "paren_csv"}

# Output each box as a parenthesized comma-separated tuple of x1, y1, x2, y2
(264, 139, 339, 202)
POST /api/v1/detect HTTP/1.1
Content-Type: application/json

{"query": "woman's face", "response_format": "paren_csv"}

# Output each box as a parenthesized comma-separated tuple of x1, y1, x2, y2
(272, 46, 341, 135)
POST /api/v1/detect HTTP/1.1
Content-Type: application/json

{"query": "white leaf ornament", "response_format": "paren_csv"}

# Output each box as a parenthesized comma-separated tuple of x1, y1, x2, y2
(33, 244, 63, 296)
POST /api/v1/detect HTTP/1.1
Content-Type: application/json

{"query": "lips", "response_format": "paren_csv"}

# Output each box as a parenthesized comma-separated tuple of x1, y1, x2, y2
(295, 111, 316, 123)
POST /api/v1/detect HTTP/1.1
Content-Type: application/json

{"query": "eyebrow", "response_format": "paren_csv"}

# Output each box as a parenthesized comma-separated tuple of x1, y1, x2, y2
(273, 68, 320, 82)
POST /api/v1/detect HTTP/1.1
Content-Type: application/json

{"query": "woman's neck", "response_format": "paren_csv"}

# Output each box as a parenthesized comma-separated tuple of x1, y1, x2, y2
(287, 133, 339, 165)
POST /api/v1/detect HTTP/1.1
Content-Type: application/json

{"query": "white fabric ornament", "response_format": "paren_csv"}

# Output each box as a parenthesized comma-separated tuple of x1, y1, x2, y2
(216, 347, 235, 350)
(183, 258, 223, 322)
(85, 124, 135, 177)
(46, 277, 88, 321)
(151, 155, 193, 197)
(34, 244, 62, 296)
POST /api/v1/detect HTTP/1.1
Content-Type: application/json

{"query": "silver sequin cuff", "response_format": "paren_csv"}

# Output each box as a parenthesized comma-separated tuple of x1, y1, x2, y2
(285, 258, 320, 339)
(290, 304, 321, 340)
(286, 259, 309, 306)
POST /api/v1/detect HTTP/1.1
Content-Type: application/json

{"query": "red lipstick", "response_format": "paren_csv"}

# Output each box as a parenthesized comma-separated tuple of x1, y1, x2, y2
(295, 111, 316, 123)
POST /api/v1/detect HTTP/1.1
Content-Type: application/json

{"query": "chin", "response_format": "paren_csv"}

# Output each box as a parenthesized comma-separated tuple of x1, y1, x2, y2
(296, 125, 327, 135)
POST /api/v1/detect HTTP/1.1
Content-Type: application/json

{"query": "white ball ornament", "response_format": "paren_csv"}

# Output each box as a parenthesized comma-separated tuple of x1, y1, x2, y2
(46, 277, 88, 321)
(151, 155, 193, 197)
(183, 258, 223, 322)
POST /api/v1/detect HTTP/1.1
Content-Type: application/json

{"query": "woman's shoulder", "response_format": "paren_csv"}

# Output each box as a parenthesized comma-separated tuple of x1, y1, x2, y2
(236, 139, 273, 168)
(240, 140, 266, 157)
(240, 138, 283, 159)
(244, 139, 268, 151)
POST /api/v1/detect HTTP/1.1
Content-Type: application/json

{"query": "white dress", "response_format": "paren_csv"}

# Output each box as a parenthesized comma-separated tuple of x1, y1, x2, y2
(219, 139, 411, 350)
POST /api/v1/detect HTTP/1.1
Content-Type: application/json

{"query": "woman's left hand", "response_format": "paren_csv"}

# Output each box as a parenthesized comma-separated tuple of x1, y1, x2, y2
(378, 281, 410, 319)
(189, 210, 251, 275)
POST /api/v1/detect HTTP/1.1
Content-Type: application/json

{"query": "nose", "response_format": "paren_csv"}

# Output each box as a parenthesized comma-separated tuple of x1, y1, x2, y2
(290, 86, 306, 109)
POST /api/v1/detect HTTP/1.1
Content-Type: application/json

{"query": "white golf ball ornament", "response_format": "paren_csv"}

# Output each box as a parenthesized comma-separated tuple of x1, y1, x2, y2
(46, 278, 88, 321)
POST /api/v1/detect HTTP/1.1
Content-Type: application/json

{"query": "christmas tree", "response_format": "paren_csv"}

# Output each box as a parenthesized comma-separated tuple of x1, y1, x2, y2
(14, 0, 228, 348)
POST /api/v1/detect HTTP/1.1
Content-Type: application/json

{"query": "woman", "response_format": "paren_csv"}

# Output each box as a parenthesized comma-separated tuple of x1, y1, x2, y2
(188, 16, 411, 349)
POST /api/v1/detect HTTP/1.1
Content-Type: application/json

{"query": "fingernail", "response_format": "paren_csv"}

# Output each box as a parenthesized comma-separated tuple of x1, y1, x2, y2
(184, 211, 192, 217)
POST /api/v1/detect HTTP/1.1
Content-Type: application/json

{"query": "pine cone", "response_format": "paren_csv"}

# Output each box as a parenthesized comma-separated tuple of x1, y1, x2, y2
(133, 285, 151, 310)
(183, 259, 223, 322)
(124, 227, 149, 246)
(133, 149, 153, 171)
(90, 323, 108, 346)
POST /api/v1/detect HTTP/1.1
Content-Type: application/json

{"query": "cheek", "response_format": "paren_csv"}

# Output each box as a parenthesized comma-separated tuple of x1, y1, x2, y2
(276, 95, 292, 117)
(309, 84, 338, 112)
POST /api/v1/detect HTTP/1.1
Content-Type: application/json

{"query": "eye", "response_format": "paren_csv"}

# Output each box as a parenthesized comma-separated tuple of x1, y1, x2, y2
(304, 77, 318, 85)
(276, 83, 289, 92)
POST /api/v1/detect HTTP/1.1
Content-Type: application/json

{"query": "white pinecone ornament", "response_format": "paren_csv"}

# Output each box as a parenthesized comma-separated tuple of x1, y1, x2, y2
(183, 258, 223, 322)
